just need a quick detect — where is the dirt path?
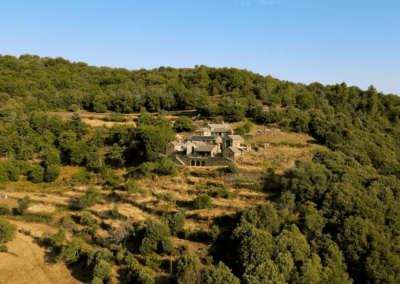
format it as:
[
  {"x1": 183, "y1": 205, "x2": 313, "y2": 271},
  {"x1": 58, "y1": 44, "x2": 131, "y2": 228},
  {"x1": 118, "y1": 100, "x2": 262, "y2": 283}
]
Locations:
[{"x1": 0, "y1": 221, "x2": 83, "y2": 284}]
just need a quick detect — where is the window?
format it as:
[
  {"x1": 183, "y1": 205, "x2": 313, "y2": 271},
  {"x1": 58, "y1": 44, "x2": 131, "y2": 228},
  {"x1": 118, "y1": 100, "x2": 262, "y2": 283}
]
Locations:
[
  {"x1": 201, "y1": 161, "x2": 206, "y2": 166},
  {"x1": 191, "y1": 160, "x2": 195, "y2": 166}
]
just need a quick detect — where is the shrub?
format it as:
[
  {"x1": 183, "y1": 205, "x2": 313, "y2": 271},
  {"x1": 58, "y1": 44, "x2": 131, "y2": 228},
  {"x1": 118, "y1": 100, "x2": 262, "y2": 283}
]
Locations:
[
  {"x1": 29, "y1": 165, "x2": 44, "y2": 183},
  {"x1": 68, "y1": 104, "x2": 80, "y2": 112},
  {"x1": 155, "y1": 156, "x2": 177, "y2": 176},
  {"x1": 175, "y1": 254, "x2": 202, "y2": 284},
  {"x1": 18, "y1": 195, "x2": 31, "y2": 214},
  {"x1": 173, "y1": 116, "x2": 196, "y2": 132},
  {"x1": 125, "y1": 180, "x2": 141, "y2": 195},
  {"x1": 202, "y1": 261, "x2": 240, "y2": 284},
  {"x1": 228, "y1": 163, "x2": 238, "y2": 174},
  {"x1": 137, "y1": 269, "x2": 155, "y2": 284},
  {"x1": 108, "y1": 112, "x2": 126, "y2": 122},
  {"x1": 44, "y1": 164, "x2": 61, "y2": 182},
  {"x1": 0, "y1": 218, "x2": 16, "y2": 243},
  {"x1": 242, "y1": 120, "x2": 254, "y2": 133},
  {"x1": 0, "y1": 244, "x2": 7, "y2": 252},
  {"x1": 61, "y1": 216, "x2": 78, "y2": 232},
  {"x1": 210, "y1": 225, "x2": 220, "y2": 242},
  {"x1": 111, "y1": 205, "x2": 120, "y2": 219},
  {"x1": 0, "y1": 204, "x2": 11, "y2": 215},
  {"x1": 193, "y1": 194, "x2": 212, "y2": 209},
  {"x1": 93, "y1": 259, "x2": 111, "y2": 281},
  {"x1": 51, "y1": 228, "x2": 66, "y2": 246},
  {"x1": 79, "y1": 186, "x2": 103, "y2": 208},
  {"x1": 144, "y1": 254, "x2": 161, "y2": 271},
  {"x1": 138, "y1": 220, "x2": 171, "y2": 256},
  {"x1": 80, "y1": 211, "x2": 97, "y2": 226},
  {"x1": 56, "y1": 237, "x2": 83, "y2": 263},
  {"x1": 169, "y1": 208, "x2": 186, "y2": 236},
  {"x1": 161, "y1": 237, "x2": 174, "y2": 255},
  {"x1": 8, "y1": 167, "x2": 20, "y2": 182},
  {"x1": 234, "y1": 126, "x2": 245, "y2": 136},
  {"x1": 267, "y1": 167, "x2": 276, "y2": 175}
]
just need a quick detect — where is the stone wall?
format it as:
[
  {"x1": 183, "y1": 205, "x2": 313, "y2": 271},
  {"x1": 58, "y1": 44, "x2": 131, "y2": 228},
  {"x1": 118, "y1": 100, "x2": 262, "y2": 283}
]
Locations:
[{"x1": 168, "y1": 154, "x2": 233, "y2": 167}]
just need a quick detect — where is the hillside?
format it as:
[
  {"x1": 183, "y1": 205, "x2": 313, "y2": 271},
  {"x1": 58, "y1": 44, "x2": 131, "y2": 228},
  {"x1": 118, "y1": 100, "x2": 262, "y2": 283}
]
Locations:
[{"x1": 1, "y1": 54, "x2": 400, "y2": 283}]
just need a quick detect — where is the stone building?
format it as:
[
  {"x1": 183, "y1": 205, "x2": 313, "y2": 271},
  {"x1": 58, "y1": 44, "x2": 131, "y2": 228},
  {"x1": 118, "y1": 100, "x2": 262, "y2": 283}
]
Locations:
[{"x1": 166, "y1": 123, "x2": 247, "y2": 166}]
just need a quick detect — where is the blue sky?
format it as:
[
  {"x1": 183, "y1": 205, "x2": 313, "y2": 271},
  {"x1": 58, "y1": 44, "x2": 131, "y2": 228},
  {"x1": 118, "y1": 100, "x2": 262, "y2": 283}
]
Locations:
[{"x1": 1, "y1": 0, "x2": 399, "y2": 95}]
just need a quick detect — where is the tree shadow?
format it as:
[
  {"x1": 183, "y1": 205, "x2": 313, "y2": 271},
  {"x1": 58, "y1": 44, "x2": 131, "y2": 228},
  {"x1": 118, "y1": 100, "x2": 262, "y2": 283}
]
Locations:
[{"x1": 66, "y1": 259, "x2": 94, "y2": 283}]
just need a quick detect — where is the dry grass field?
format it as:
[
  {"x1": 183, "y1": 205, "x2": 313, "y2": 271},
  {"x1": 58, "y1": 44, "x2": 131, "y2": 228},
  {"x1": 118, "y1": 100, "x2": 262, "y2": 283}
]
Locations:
[{"x1": 0, "y1": 113, "x2": 327, "y2": 284}]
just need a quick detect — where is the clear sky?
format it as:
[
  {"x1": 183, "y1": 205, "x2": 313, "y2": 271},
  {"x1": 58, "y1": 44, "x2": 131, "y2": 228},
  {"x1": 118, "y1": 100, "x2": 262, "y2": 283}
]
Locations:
[{"x1": 1, "y1": 0, "x2": 399, "y2": 95}]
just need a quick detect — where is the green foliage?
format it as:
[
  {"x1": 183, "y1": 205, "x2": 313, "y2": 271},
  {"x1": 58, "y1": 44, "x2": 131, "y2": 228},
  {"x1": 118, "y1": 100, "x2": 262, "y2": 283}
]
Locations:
[
  {"x1": 78, "y1": 186, "x2": 103, "y2": 209},
  {"x1": 111, "y1": 205, "x2": 120, "y2": 219},
  {"x1": 56, "y1": 237, "x2": 83, "y2": 263},
  {"x1": 202, "y1": 261, "x2": 240, "y2": 284},
  {"x1": 51, "y1": 228, "x2": 66, "y2": 246},
  {"x1": 137, "y1": 219, "x2": 172, "y2": 256},
  {"x1": 0, "y1": 204, "x2": 11, "y2": 216},
  {"x1": 125, "y1": 180, "x2": 141, "y2": 194},
  {"x1": 154, "y1": 156, "x2": 178, "y2": 175},
  {"x1": 173, "y1": 116, "x2": 196, "y2": 132},
  {"x1": 18, "y1": 195, "x2": 31, "y2": 214},
  {"x1": 80, "y1": 211, "x2": 97, "y2": 226},
  {"x1": 29, "y1": 165, "x2": 44, "y2": 183},
  {"x1": 0, "y1": 218, "x2": 16, "y2": 243},
  {"x1": 193, "y1": 194, "x2": 212, "y2": 209},
  {"x1": 44, "y1": 164, "x2": 60, "y2": 182},
  {"x1": 0, "y1": 243, "x2": 7, "y2": 252},
  {"x1": 92, "y1": 259, "x2": 111, "y2": 281},
  {"x1": 144, "y1": 254, "x2": 161, "y2": 271},
  {"x1": 169, "y1": 208, "x2": 186, "y2": 236},
  {"x1": 176, "y1": 253, "x2": 202, "y2": 284},
  {"x1": 228, "y1": 163, "x2": 238, "y2": 174},
  {"x1": 210, "y1": 225, "x2": 220, "y2": 242}
]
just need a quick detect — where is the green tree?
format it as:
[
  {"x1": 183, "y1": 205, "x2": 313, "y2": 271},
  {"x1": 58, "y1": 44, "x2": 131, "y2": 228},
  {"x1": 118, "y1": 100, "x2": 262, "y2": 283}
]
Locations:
[
  {"x1": 0, "y1": 218, "x2": 16, "y2": 243},
  {"x1": 173, "y1": 116, "x2": 196, "y2": 132},
  {"x1": 18, "y1": 195, "x2": 31, "y2": 214},
  {"x1": 51, "y1": 228, "x2": 66, "y2": 247},
  {"x1": 202, "y1": 261, "x2": 240, "y2": 284},
  {"x1": 79, "y1": 186, "x2": 103, "y2": 209},
  {"x1": 29, "y1": 165, "x2": 44, "y2": 183},
  {"x1": 170, "y1": 208, "x2": 186, "y2": 236},
  {"x1": 193, "y1": 194, "x2": 212, "y2": 209},
  {"x1": 44, "y1": 164, "x2": 60, "y2": 182}
]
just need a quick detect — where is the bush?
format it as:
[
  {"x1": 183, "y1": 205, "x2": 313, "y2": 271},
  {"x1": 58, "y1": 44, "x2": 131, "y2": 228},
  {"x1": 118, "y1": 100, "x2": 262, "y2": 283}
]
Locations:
[
  {"x1": 175, "y1": 254, "x2": 202, "y2": 284},
  {"x1": 228, "y1": 163, "x2": 238, "y2": 174},
  {"x1": 29, "y1": 165, "x2": 44, "y2": 183},
  {"x1": 234, "y1": 126, "x2": 245, "y2": 136},
  {"x1": 125, "y1": 180, "x2": 141, "y2": 195},
  {"x1": 169, "y1": 208, "x2": 186, "y2": 236},
  {"x1": 210, "y1": 225, "x2": 220, "y2": 242},
  {"x1": 80, "y1": 211, "x2": 97, "y2": 226},
  {"x1": 173, "y1": 116, "x2": 196, "y2": 132},
  {"x1": 18, "y1": 195, "x2": 31, "y2": 214},
  {"x1": 79, "y1": 186, "x2": 103, "y2": 209},
  {"x1": 137, "y1": 269, "x2": 155, "y2": 284},
  {"x1": 68, "y1": 104, "x2": 80, "y2": 112},
  {"x1": 111, "y1": 205, "x2": 120, "y2": 219},
  {"x1": 202, "y1": 261, "x2": 240, "y2": 284},
  {"x1": 44, "y1": 164, "x2": 61, "y2": 182},
  {"x1": 56, "y1": 237, "x2": 83, "y2": 263},
  {"x1": 242, "y1": 120, "x2": 254, "y2": 133},
  {"x1": 161, "y1": 237, "x2": 174, "y2": 255},
  {"x1": 107, "y1": 112, "x2": 126, "y2": 122},
  {"x1": 51, "y1": 228, "x2": 66, "y2": 246},
  {"x1": 8, "y1": 167, "x2": 20, "y2": 182},
  {"x1": 0, "y1": 218, "x2": 16, "y2": 243},
  {"x1": 0, "y1": 244, "x2": 7, "y2": 252},
  {"x1": 144, "y1": 254, "x2": 161, "y2": 271},
  {"x1": 93, "y1": 259, "x2": 111, "y2": 281},
  {"x1": 193, "y1": 194, "x2": 212, "y2": 209},
  {"x1": 155, "y1": 156, "x2": 177, "y2": 176},
  {"x1": 0, "y1": 204, "x2": 11, "y2": 215}
]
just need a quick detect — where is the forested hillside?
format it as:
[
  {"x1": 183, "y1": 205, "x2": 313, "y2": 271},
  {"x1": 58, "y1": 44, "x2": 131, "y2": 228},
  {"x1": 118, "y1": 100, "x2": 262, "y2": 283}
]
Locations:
[{"x1": 1, "y1": 54, "x2": 400, "y2": 283}]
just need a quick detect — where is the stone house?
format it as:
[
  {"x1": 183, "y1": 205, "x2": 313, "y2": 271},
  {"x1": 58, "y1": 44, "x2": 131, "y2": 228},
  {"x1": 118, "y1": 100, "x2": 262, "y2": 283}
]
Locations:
[
  {"x1": 223, "y1": 147, "x2": 242, "y2": 158},
  {"x1": 194, "y1": 145, "x2": 218, "y2": 157},
  {"x1": 224, "y1": 135, "x2": 245, "y2": 148},
  {"x1": 166, "y1": 141, "x2": 185, "y2": 156}
]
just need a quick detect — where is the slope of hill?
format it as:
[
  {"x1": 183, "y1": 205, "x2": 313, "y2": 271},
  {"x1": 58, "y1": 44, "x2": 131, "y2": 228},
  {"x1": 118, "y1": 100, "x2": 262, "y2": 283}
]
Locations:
[{"x1": 1, "y1": 54, "x2": 400, "y2": 283}]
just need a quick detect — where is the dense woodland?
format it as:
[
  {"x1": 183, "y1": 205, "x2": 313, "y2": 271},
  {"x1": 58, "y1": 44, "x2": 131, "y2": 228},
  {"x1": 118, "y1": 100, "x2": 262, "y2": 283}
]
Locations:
[{"x1": 1, "y1": 54, "x2": 400, "y2": 283}]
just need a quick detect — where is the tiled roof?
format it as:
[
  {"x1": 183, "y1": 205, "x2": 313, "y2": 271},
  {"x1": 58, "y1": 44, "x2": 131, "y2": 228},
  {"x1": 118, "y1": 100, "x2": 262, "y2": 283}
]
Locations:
[
  {"x1": 195, "y1": 145, "x2": 217, "y2": 152},
  {"x1": 189, "y1": 136, "x2": 219, "y2": 141},
  {"x1": 226, "y1": 135, "x2": 245, "y2": 141},
  {"x1": 211, "y1": 128, "x2": 232, "y2": 133},
  {"x1": 206, "y1": 124, "x2": 232, "y2": 130},
  {"x1": 225, "y1": 147, "x2": 241, "y2": 154}
]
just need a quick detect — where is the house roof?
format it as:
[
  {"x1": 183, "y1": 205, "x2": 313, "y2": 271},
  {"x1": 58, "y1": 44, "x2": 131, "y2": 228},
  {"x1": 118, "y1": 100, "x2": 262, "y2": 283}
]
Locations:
[
  {"x1": 170, "y1": 141, "x2": 184, "y2": 146},
  {"x1": 224, "y1": 147, "x2": 241, "y2": 154},
  {"x1": 189, "y1": 135, "x2": 219, "y2": 141},
  {"x1": 195, "y1": 145, "x2": 217, "y2": 152},
  {"x1": 195, "y1": 128, "x2": 210, "y2": 133},
  {"x1": 211, "y1": 128, "x2": 232, "y2": 133},
  {"x1": 226, "y1": 135, "x2": 245, "y2": 141},
  {"x1": 206, "y1": 124, "x2": 232, "y2": 130}
]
